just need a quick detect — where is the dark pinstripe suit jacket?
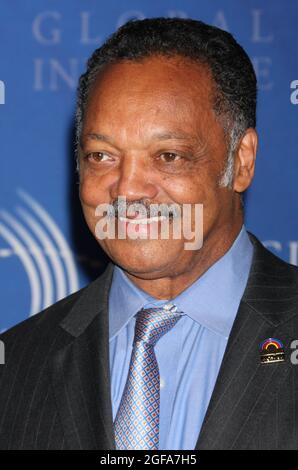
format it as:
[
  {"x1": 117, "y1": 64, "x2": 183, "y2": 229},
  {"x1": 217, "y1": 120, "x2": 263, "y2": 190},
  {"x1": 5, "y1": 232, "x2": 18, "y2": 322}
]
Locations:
[{"x1": 1, "y1": 231, "x2": 298, "y2": 450}]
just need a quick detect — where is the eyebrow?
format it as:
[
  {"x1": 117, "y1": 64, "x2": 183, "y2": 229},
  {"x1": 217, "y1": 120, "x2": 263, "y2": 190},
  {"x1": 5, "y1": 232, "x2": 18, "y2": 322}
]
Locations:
[{"x1": 81, "y1": 130, "x2": 194, "y2": 147}]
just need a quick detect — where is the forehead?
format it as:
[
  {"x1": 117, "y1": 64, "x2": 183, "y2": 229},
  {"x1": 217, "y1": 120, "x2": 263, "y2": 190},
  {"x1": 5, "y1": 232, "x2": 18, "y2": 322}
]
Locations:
[{"x1": 82, "y1": 55, "x2": 217, "y2": 139}]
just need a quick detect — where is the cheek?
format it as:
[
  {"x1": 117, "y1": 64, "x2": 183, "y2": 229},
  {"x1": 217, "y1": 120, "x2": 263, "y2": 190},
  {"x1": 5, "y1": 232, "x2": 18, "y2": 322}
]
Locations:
[
  {"x1": 166, "y1": 173, "x2": 224, "y2": 233},
  {"x1": 164, "y1": 175, "x2": 210, "y2": 205},
  {"x1": 79, "y1": 174, "x2": 108, "y2": 209}
]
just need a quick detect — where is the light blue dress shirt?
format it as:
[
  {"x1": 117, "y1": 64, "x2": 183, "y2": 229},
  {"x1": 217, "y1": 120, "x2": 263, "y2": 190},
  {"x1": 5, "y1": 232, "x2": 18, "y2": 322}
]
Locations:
[{"x1": 108, "y1": 225, "x2": 253, "y2": 450}]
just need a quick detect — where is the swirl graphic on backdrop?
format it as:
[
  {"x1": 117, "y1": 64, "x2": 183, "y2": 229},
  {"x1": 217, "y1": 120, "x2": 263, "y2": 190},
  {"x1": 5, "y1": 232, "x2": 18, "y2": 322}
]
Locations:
[{"x1": 0, "y1": 189, "x2": 79, "y2": 317}]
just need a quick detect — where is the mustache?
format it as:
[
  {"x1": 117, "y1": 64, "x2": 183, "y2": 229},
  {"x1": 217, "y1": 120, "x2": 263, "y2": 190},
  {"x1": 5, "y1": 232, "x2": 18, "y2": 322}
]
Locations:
[{"x1": 106, "y1": 198, "x2": 181, "y2": 219}]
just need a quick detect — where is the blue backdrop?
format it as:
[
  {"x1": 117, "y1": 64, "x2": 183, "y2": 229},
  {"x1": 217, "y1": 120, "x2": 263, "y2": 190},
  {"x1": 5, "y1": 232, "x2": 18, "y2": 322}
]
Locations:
[{"x1": 1, "y1": 0, "x2": 297, "y2": 332}]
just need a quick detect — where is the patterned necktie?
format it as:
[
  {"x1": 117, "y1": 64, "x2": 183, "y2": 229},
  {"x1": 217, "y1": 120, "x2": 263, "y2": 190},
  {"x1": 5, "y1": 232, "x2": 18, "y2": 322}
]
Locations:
[{"x1": 114, "y1": 305, "x2": 182, "y2": 450}]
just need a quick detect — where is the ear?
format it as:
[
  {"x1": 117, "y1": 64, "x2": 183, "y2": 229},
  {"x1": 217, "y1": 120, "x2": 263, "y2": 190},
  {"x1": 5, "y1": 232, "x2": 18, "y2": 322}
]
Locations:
[{"x1": 233, "y1": 128, "x2": 258, "y2": 193}]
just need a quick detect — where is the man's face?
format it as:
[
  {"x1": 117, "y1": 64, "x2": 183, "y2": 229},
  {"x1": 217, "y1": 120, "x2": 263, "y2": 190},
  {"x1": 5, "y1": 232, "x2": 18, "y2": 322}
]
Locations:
[{"x1": 78, "y1": 55, "x2": 241, "y2": 279}]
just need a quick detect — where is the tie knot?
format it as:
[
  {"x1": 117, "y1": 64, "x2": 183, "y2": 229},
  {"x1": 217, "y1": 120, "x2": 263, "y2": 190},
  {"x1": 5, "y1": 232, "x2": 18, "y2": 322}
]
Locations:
[{"x1": 134, "y1": 305, "x2": 182, "y2": 347}]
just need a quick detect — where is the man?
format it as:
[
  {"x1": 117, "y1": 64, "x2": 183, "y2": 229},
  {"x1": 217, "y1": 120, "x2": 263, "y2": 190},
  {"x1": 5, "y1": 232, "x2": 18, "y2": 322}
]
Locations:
[{"x1": 0, "y1": 17, "x2": 297, "y2": 450}]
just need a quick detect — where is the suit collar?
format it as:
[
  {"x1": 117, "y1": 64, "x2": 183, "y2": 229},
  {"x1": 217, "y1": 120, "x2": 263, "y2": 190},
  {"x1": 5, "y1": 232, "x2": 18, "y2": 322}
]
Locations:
[
  {"x1": 60, "y1": 262, "x2": 114, "y2": 338},
  {"x1": 59, "y1": 230, "x2": 298, "y2": 341}
]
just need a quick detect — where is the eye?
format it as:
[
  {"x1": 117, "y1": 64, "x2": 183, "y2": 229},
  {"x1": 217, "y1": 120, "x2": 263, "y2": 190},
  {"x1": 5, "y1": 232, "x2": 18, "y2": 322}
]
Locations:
[
  {"x1": 159, "y1": 152, "x2": 182, "y2": 163},
  {"x1": 84, "y1": 152, "x2": 111, "y2": 163}
]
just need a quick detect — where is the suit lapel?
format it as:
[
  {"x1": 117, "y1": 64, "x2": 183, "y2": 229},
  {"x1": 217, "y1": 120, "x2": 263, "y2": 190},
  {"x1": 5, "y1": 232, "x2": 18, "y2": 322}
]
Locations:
[
  {"x1": 195, "y1": 300, "x2": 292, "y2": 449},
  {"x1": 195, "y1": 232, "x2": 297, "y2": 449},
  {"x1": 48, "y1": 262, "x2": 116, "y2": 450}
]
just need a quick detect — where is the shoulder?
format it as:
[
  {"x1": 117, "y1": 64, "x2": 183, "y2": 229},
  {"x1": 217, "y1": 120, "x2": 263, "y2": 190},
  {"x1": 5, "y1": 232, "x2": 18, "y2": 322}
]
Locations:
[
  {"x1": 0, "y1": 262, "x2": 114, "y2": 373},
  {"x1": 244, "y1": 232, "x2": 298, "y2": 323},
  {"x1": 0, "y1": 287, "x2": 87, "y2": 362},
  {"x1": 0, "y1": 285, "x2": 85, "y2": 344},
  {"x1": 248, "y1": 231, "x2": 298, "y2": 279}
]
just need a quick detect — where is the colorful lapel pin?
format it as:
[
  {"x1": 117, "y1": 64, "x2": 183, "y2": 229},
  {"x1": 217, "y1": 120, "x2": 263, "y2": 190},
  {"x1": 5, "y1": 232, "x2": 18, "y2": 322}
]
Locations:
[{"x1": 259, "y1": 338, "x2": 285, "y2": 364}]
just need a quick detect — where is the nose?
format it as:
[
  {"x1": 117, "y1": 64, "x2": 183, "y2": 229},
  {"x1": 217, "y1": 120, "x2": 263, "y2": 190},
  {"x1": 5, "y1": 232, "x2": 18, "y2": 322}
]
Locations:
[{"x1": 110, "y1": 153, "x2": 158, "y2": 202}]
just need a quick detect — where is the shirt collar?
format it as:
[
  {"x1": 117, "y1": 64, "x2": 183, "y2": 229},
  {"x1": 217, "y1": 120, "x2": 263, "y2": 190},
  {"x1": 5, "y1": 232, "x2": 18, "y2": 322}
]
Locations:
[{"x1": 108, "y1": 224, "x2": 253, "y2": 340}]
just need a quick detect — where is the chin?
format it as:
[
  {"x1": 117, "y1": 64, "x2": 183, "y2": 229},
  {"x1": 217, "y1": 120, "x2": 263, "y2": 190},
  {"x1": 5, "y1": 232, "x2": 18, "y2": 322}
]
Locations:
[{"x1": 101, "y1": 239, "x2": 182, "y2": 276}]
